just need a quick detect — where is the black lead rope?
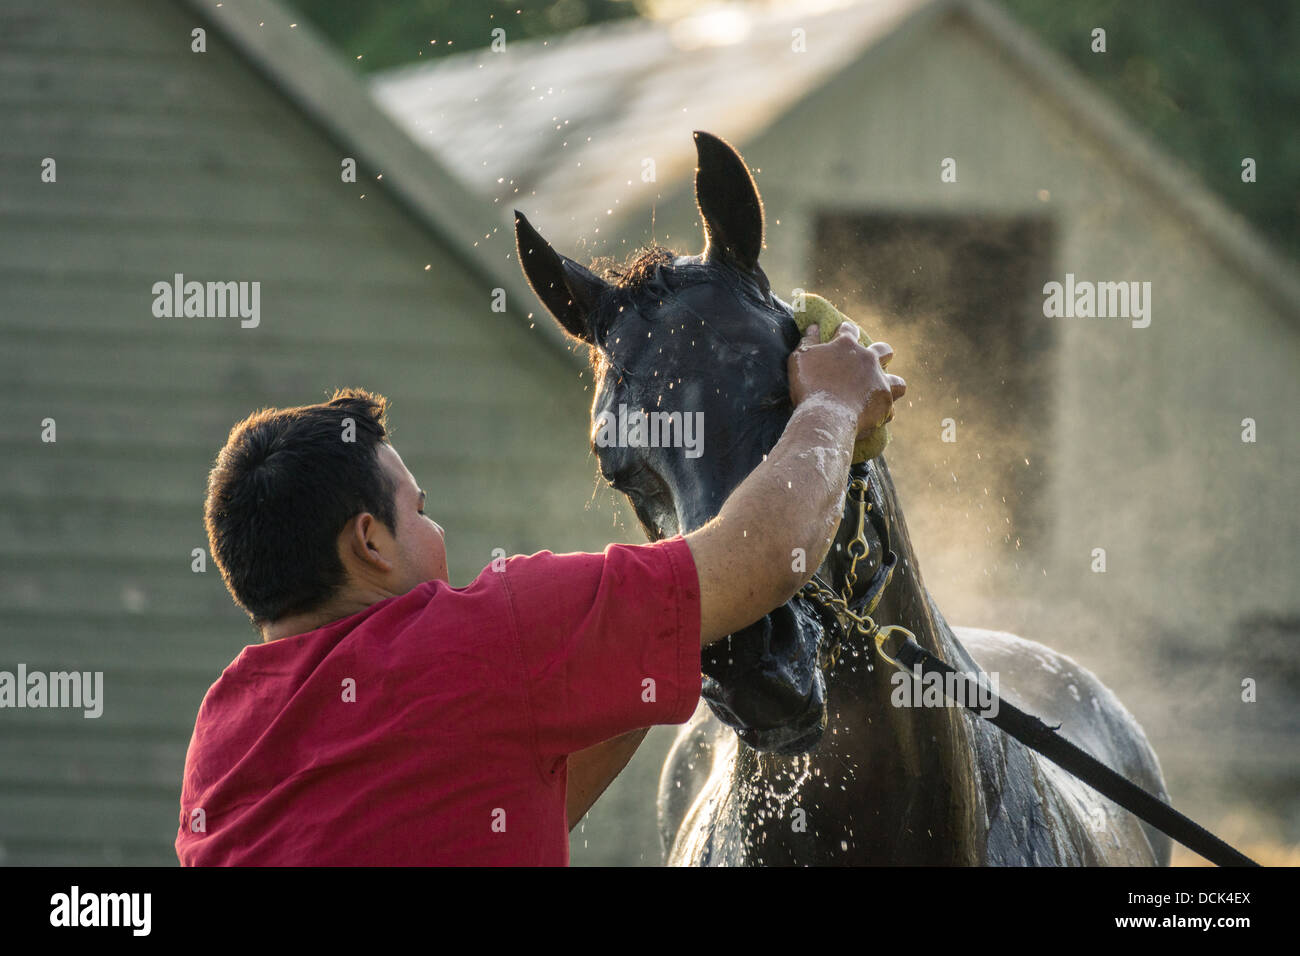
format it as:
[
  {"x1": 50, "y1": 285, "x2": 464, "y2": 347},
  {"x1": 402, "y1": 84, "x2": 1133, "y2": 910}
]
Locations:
[{"x1": 875, "y1": 629, "x2": 1259, "y2": 867}]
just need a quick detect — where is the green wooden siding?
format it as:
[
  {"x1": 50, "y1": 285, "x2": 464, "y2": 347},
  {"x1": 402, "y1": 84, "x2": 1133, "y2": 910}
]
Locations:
[{"x1": 0, "y1": 0, "x2": 658, "y2": 865}]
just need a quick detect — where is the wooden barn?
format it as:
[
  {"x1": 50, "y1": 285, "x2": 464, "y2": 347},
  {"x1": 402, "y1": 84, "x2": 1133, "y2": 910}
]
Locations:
[
  {"x1": 375, "y1": 0, "x2": 1299, "y2": 846},
  {"x1": 0, "y1": 0, "x2": 636, "y2": 865}
]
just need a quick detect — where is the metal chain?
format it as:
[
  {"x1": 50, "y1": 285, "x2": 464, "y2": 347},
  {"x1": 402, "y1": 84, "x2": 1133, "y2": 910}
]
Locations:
[
  {"x1": 801, "y1": 476, "x2": 873, "y2": 670},
  {"x1": 800, "y1": 473, "x2": 916, "y2": 670}
]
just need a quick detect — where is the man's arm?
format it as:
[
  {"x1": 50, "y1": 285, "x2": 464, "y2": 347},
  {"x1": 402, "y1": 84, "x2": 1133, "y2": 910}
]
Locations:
[{"x1": 566, "y1": 728, "x2": 649, "y2": 831}]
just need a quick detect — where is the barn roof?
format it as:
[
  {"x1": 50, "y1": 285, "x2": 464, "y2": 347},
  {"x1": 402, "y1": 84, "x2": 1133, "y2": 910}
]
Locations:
[
  {"x1": 180, "y1": 0, "x2": 580, "y2": 359},
  {"x1": 369, "y1": 0, "x2": 1300, "y2": 317},
  {"x1": 370, "y1": 0, "x2": 930, "y2": 247}
]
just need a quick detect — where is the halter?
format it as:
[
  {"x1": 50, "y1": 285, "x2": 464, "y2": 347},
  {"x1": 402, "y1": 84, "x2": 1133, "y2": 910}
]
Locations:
[{"x1": 799, "y1": 467, "x2": 913, "y2": 672}]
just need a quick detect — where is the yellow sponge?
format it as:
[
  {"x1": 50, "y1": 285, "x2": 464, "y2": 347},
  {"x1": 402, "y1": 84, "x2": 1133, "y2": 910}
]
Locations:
[{"x1": 792, "y1": 294, "x2": 890, "y2": 463}]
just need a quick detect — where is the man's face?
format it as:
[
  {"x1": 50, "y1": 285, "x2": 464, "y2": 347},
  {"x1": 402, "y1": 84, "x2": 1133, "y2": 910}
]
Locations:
[{"x1": 376, "y1": 442, "x2": 449, "y2": 589}]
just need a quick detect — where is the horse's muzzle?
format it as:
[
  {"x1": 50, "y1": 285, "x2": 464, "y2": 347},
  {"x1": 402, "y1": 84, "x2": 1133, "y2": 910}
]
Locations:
[{"x1": 701, "y1": 596, "x2": 828, "y2": 754}]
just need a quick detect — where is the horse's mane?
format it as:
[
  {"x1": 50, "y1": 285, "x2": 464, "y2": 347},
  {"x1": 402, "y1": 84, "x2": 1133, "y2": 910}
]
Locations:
[
  {"x1": 580, "y1": 245, "x2": 683, "y2": 372},
  {"x1": 581, "y1": 243, "x2": 782, "y2": 381},
  {"x1": 594, "y1": 244, "x2": 677, "y2": 293}
]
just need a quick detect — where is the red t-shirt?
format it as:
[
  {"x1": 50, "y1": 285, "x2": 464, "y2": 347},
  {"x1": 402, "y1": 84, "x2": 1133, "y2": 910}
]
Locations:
[{"x1": 175, "y1": 535, "x2": 701, "y2": 866}]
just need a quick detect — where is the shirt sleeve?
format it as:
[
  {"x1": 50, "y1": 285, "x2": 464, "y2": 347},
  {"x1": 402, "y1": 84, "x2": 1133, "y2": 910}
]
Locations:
[{"x1": 500, "y1": 534, "x2": 702, "y2": 759}]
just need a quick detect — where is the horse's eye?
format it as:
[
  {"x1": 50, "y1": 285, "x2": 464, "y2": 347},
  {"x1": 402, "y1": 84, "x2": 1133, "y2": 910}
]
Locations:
[{"x1": 603, "y1": 460, "x2": 645, "y2": 490}]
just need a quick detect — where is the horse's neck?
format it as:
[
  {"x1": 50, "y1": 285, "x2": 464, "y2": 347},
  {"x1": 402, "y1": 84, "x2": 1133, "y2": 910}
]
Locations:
[
  {"x1": 821, "y1": 517, "x2": 976, "y2": 762},
  {"x1": 849, "y1": 456, "x2": 968, "y2": 665},
  {"x1": 736, "y1": 464, "x2": 989, "y2": 863}
]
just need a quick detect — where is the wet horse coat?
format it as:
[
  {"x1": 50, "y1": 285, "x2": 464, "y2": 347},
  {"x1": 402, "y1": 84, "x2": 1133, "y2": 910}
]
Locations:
[
  {"x1": 658, "y1": 457, "x2": 1171, "y2": 865},
  {"x1": 515, "y1": 131, "x2": 1170, "y2": 865}
]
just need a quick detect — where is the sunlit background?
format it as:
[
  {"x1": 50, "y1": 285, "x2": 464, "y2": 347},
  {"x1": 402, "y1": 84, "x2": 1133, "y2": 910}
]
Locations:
[{"x1": 2, "y1": 0, "x2": 1295, "y2": 866}]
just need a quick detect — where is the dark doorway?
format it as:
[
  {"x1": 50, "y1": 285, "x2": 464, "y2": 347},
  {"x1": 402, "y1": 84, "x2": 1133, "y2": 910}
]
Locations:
[{"x1": 812, "y1": 212, "x2": 1055, "y2": 594}]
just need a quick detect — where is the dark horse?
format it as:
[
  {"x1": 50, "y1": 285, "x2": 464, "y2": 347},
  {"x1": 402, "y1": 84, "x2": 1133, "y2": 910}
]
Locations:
[{"x1": 515, "y1": 131, "x2": 1170, "y2": 865}]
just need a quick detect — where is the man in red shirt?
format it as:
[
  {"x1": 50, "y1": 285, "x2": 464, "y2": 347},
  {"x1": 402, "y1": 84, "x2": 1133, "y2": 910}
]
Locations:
[{"x1": 177, "y1": 320, "x2": 903, "y2": 865}]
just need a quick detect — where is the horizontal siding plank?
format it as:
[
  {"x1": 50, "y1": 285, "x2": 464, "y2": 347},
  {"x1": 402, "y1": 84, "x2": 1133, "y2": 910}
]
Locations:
[
  {"x1": 0, "y1": 221, "x2": 439, "y2": 284},
  {"x1": 0, "y1": 162, "x2": 366, "y2": 228},
  {"x1": 0, "y1": 329, "x2": 550, "y2": 375},
  {"x1": 0, "y1": 351, "x2": 560, "y2": 402},
  {"x1": 0, "y1": 607, "x2": 258, "y2": 672},
  {"x1": 0, "y1": 105, "x2": 340, "y2": 169},
  {"x1": 0, "y1": 421, "x2": 588, "y2": 467},
  {"x1": 0, "y1": 670, "x2": 208, "y2": 733},
  {"x1": 0, "y1": 263, "x2": 478, "y2": 297},
  {"x1": 0, "y1": 0, "x2": 202, "y2": 57},
  {"x1": 0, "y1": 839, "x2": 178, "y2": 867},
  {"x1": 0, "y1": 737, "x2": 187, "y2": 791},
  {"x1": 2, "y1": 384, "x2": 577, "y2": 441},
  {"x1": 0, "y1": 405, "x2": 588, "y2": 456},
  {"x1": 0, "y1": 569, "x2": 237, "y2": 620},
  {"x1": 1, "y1": 632, "x2": 247, "y2": 676},
  {"x1": 0, "y1": 791, "x2": 180, "y2": 845},
  {"x1": 0, "y1": 379, "x2": 531, "y2": 416},
  {"x1": 0, "y1": 276, "x2": 535, "y2": 344},
  {"x1": 0, "y1": 52, "x2": 288, "y2": 115}
]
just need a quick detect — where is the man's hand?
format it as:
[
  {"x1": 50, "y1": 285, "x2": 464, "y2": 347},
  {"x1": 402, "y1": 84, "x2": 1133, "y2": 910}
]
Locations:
[{"x1": 789, "y1": 321, "x2": 904, "y2": 436}]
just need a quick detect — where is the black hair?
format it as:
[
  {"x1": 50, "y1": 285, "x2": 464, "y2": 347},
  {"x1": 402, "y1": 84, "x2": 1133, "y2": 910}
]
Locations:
[{"x1": 204, "y1": 388, "x2": 397, "y2": 625}]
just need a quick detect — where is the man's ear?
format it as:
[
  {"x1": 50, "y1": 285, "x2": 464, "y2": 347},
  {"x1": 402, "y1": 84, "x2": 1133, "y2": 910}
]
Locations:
[{"x1": 343, "y1": 513, "x2": 394, "y2": 574}]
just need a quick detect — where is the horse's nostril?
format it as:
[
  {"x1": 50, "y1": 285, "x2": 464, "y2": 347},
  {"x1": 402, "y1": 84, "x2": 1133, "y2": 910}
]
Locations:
[
  {"x1": 701, "y1": 602, "x2": 826, "y2": 734},
  {"x1": 705, "y1": 675, "x2": 809, "y2": 731},
  {"x1": 766, "y1": 604, "x2": 804, "y2": 655}
]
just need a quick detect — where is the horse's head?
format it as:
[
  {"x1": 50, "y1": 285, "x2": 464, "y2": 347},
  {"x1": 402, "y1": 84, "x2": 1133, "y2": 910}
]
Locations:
[{"x1": 515, "y1": 132, "x2": 889, "y2": 754}]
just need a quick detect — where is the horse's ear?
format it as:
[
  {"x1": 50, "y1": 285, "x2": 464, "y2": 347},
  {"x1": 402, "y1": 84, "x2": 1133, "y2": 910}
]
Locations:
[
  {"x1": 514, "y1": 210, "x2": 610, "y2": 344},
  {"x1": 693, "y1": 131, "x2": 764, "y2": 273}
]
